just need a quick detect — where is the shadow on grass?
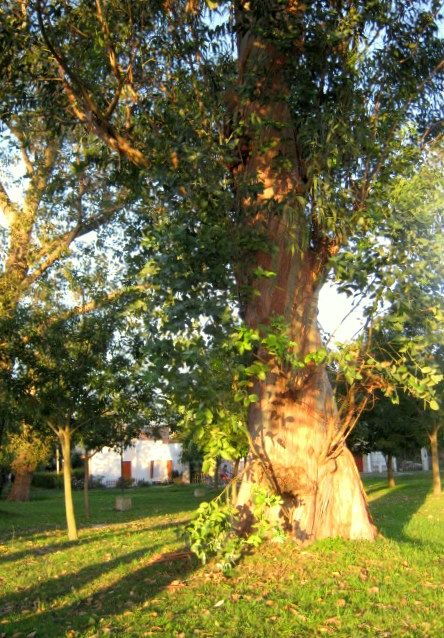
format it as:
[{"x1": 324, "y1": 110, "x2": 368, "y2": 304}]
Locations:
[
  {"x1": 2, "y1": 545, "x2": 198, "y2": 637},
  {"x1": 0, "y1": 517, "x2": 192, "y2": 566},
  {"x1": 0, "y1": 485, "x2": 216, "y2": 542},
  {"x1": 0, "y1": 508, "x2": 22, "y2": 519},
  {"x1": 0, "y1": 538, "x2": 90, "y2": 566},
  {"x1": 367, "y1": 475, "x2": 439, "y2": 548}
]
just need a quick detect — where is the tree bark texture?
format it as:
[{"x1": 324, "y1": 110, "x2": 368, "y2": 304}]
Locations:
[
  {"x1": 429, "y1": 425, "x2": 442, "y2": 496},
  {"x1": 8, "y1": 471, "x2": 32, "y2": 502},
  {"x1": 233, "y1": 25, "x2": 376, "y2": 541},
  {"x1": 60, "y1": 427, "x2": 78, "y2": 540},
  {"x1": 386, "y1": 454, "x2": 396, "y2": 488}
]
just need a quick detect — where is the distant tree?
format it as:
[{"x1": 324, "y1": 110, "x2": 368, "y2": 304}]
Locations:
[
  {"x1": 0, "y1": 4, "x2": 146, "y2": 453},
  {"x1": 2, "y1": 424, "x2": 53, "y2": 501},
  {"x1": 78, "y1": 357, "x2": 151, "y2": 518},
  {"x1": 11, "y1": 305, "x2": 148, "y2": 539},
  {"x1": 352, "y1": 393, "x2": 424, "y2": 487}
]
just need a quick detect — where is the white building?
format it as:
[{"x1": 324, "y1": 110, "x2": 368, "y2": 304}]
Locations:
[
  {"x1": 361, "y1": 448, "x2": 429, "y2": 473},
  {"x1": 362, "y1": 451, "x2": 396, "y2": 473},
  {"x1": 90, "y1": 435, "x2": 187, "y2": 485}
]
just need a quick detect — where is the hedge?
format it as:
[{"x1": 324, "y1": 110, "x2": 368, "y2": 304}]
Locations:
[{"x1": 32, "y1": 468, "x2": 84, "y2": 489}]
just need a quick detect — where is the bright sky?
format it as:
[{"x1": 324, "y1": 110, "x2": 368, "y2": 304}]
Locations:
[{"x1": 318, "y1": 282, "x2": 365, "y2": 344}]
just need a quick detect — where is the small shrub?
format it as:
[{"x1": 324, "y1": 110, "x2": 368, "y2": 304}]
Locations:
[
  {"x1": 116, "y1": 477, "x2": 136, "y2": 489},
  {"x1": 89, "y1": 475, "x2": 105, "y2": 489},
  {"x1": 32, "y1": 472, "x2": 63, "y2": 489}
]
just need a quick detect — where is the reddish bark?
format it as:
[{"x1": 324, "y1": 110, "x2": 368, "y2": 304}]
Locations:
[{"x1": 233, "y1": 22, "x2": 376, "y2": 542}]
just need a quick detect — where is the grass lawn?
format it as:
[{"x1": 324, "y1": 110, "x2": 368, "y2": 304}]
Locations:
[{"x1": 0, "y1": 474, "x2": 443, "y2": 638}]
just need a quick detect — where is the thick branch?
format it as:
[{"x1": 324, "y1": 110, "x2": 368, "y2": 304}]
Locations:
[
  {"x1": 23, "y1": 140, "x2": 58, "y2": 217},
  {"x1": 37, "y1": 1, "x2": 149, "y2": 168},
  {"x1": 22, "y1": 195, "x2": 128, "y2": 289},
  {"x1": 0, "y1": 181, "x2": 20, "y2": 228},
  {"x1": 7, "y1": 123, "x2": 34, "y2": 176}
]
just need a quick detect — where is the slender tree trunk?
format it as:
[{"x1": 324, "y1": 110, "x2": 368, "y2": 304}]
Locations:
[
  {"x1": 8, "y1": 471, "x2": 32, "y2": 501},
  {"x1": 59, "y1": 427, "x2": 78, "y2": 540},
  {"x1": 233, "y1": 19, "x2": 376, "y2": 542},
  {"x1": 83, "y1": 451, "x2": 90, "y2": 518},
  {"x1": 386, "y1": 454, "x2": 396, "y2": 488},
  {"x1": 429, "y1": 425, "x2": 441, "y2": 496}
]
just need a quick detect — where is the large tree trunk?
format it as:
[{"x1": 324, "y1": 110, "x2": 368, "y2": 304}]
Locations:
[
  {"x1": 8, "y1": 471, "x2": 32, "y2": 502},
  {"x1": 59, "y1": 427, "x2": 78, "y2": 540},
  {"x1": 233, "y1": 20, "x2": 376, "y2": 542},
  {"x1": 236, "y1": 293, "x2": 376, "y2": 541},
  {"x1": 386, "y1": 453, "x2": 396, "y2": 488},
  {"x1": 429, "y1": 424, "x2": 441, "y2": 496}
]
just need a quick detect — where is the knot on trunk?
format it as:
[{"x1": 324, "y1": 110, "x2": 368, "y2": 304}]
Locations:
[{"x1": 271, "y1": 463, "x2": 316, "y2": 497}]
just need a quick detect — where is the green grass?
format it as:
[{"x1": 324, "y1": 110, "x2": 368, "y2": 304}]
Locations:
[{"x1": 0, "y1": 475, "x2": 443, "y2": 638}]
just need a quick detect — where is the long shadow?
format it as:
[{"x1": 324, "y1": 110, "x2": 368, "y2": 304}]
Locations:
[
  {"x1": 2, "y1": 545, "x2": 198, "y2": 637},
  {"x1": 0, "y1": 545, "x2": 162, "y2": 607},
  {"x1": 0, "y1": 516, "x2": 192, "y2": 566},
  {"x1": 0, "y1": 538, "x2": 92, "y2": 566},
  {"x1": 366, "y1": 475, "x2": 440, "y2": 549},
  {"x1": 0, "y1": 485, "x2": 214, "y2": 542}
]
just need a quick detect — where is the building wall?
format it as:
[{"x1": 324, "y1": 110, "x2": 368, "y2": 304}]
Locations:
[
  {"x1": 362, "y1": 449, "x2": 429, "y2": 473},
  {"x1": 90, "y1": 440, "x2": 185, "y2": 484}
]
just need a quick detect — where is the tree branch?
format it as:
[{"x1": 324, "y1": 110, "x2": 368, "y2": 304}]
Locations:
[
  {"x1": 7, "y1": 122, "x2": 34, "y2": 176},
  {"x1": 22, "y1": 193, "x2": 129, "y2": 289},
  {"x1": 95, "y1": 0, "x2": 127, "y2": 119},
  {"x1": 37, "y1": 0, "x2": 149, "y2": 168},
  {"x1": 0, "y1": 181, "x2": 20, "y2": 228},
  {"x1": 50, "y1": 283, "x2": 151, "y2": 324}
]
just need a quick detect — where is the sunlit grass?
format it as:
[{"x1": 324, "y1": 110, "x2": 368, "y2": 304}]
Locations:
[{"x1": 0, "y1": 475, "x2": 442, "y2": 637}]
